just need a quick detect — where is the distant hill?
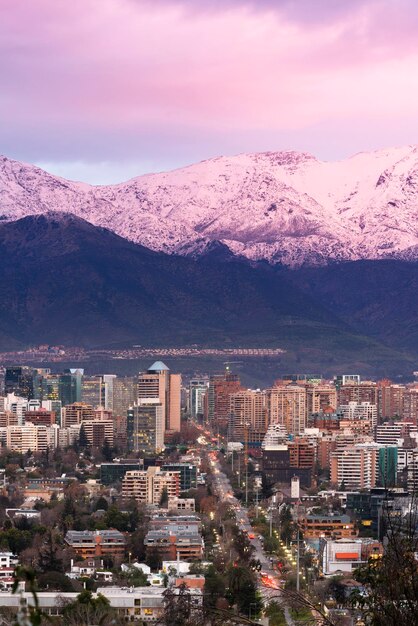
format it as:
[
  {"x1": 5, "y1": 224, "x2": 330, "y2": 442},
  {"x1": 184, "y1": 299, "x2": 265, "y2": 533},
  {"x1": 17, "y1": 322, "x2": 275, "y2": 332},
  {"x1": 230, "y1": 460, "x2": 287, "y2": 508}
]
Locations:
[
  {"x1": 285, "y1": 260, "x2": 418, "y2": 354},
  {"x1": 0, "y1": 212, "x2": 408, "y2": 376}
]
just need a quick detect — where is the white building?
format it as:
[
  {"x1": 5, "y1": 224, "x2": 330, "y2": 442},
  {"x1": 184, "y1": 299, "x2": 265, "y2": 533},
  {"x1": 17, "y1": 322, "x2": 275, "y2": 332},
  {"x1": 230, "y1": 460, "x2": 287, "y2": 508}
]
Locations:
[
  {"x1": 321, "y1": 538, "x2": 363, "y2": 576},
  {"x1": 338, "y1": 402, "x2": 377, "y2": 428}
]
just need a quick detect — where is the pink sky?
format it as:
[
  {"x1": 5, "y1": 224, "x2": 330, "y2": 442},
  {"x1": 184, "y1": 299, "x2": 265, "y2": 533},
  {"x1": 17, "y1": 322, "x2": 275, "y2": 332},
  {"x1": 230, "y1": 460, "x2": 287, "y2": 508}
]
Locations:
[{"x1": 1, "y1": 0, "x2": 418, "y2": 183}]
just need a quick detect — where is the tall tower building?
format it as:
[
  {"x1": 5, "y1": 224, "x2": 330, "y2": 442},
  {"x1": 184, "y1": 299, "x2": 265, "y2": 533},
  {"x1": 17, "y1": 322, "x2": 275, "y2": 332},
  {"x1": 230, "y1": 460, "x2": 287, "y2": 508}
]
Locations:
[
  {"x1": 113, "y1": 377, "x2": 136, "y2": 417},
  {"x1": 267, "y1": 384, "x2": 307, "y2": 436},
  {"x1": 208, "y1": 371, "x2": 241, "y2": 430},
  {"x1": 137, "y1": 362, "x2": 181, "y2": 434},
  {"x1": 5, "y1": 367, "x2": 35, "y2": 399},
  {"x1": 127, "y1": 399, "x2": 164, "y2": 454},
  {"x1": 189, "y1": 379, "x2": 209, "y2": 421},
  {"x1": 229, "y1": 389, "x2": 267, "y2": 441},
  {"x1": 81, "y1": 376, "x2": 104, "y2": 408}
]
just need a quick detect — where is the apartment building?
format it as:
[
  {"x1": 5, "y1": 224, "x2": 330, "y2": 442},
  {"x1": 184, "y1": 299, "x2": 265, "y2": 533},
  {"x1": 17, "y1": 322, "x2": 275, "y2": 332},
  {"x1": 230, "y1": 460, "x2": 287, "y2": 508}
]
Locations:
[
  {"x1": 64, "y1": 530, "x2": 125, "y2": 559},
  {"x1": 267, "y1": 384, "x2": 307, "y2": 435},
  {"x1": 122, "y1": 467, "x2": 180, "y2": 505}
]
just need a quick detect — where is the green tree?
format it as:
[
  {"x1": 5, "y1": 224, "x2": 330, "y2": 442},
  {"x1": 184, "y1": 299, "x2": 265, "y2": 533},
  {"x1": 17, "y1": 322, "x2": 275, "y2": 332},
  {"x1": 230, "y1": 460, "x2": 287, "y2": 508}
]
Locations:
[
  {"x1": 61, "y1": 590, "x2": 122, "y2": 626},
  {"x1": 203, "y1": 565, "x2": 225, "y2": 612},
  {"x1": 101, "y1": 438, "x2": 113, "y2": 462},
  {"x1": 95, "y1": 496, "x2": 109, "y2": 511},
  {"x1": 78, "y1": 425, "x2": 89, "y2": 450}
]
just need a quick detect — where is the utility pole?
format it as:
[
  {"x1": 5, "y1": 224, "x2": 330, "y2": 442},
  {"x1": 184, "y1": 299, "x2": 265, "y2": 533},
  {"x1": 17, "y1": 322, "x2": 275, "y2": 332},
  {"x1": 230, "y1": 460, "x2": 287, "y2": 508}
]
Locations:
[
  {"x1": 269, "y1": 507, "x2": 273, "y2": 537},
  {"x1": 238, "y1": 453, "x2": 241, "y2": 486},
  {"x1": 245, "y1": 462, "x2": 249, "y2": 506},
  {"x1": 296, "y1": 528, "x2": 300, "y2": 592},
  {"x1": 255, "y1": 484, "x2": 259, "y2": 519}
]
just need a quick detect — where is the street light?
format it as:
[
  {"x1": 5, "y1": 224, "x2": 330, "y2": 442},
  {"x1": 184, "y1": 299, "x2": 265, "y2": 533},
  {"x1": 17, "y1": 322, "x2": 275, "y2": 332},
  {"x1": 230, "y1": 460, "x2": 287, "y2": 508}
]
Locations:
[{"x1": 249, "y1": 602, "x2": 257, "y2": 621}]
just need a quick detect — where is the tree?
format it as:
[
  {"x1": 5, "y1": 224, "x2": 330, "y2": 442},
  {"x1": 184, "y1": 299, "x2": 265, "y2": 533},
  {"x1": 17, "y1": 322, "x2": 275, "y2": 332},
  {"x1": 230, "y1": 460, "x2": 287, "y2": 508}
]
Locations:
[
  {"x1": 101, "y1": 438, "x2": 113, "y2": 462},
  {"x1": 38, "y1": 530, "x2": 64, "y2": 573},
  {"x1": 352, "y1": 508, "x2": 418, "y2": 625},
  {"x1": 146, "y1": 546, "x2": 162, "y2": 571},
  {"x1": 61, "y1": 590, "x2": 123, "y2": 626},
  {"x1": 95, "y1": 496, "x2": 109, "y2": 511},
  {"x1": 159, "y1": 486, "x2": 168, "y2": 508},
  {"x1": 78, "y1": 425, "x2": 89, "y2": 450},
  {"x1": 159, "y1": 582, "x2": 201, "y2": 626},
  {"x1": 227, "y1": 565, "x2": 262, "y2": 618},
  {"x1": 204, "y1": 565, "x2": 225, "y2": 612}
]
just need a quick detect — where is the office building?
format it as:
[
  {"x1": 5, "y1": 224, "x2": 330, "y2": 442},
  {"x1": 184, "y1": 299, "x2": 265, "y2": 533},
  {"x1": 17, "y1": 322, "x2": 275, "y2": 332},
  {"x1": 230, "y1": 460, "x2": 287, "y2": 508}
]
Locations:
[
  {"x1": 81, "y1": 376, "x2": 103, "y2": 408},
  {"x1": 298, "y1": 514, "x2": 357, "y2": 541},
  {"x1": 138, "y1": 362, "x2": 181, "y2": 434},
  {"x1": 189, "y1": 379, "x2": 208, "y2": 420},
  {"x1": 161, "y1": 463, "x2": 197, "y2": 491},
  {"x1": 127, "y1": 400, "x2": 164, "y2": 454},
  {"x1": 58, "y1": 372, "x2": 81, "y2": 407},
  {"x1": 100, "y1": 461, "x2": 143, "y2": 485},
  {"x1": 113, "y1": 377, "x2": 136, "y2": 417},
  {"x1": 4, "y1": 367, "x2": 34, "y2": 399}
]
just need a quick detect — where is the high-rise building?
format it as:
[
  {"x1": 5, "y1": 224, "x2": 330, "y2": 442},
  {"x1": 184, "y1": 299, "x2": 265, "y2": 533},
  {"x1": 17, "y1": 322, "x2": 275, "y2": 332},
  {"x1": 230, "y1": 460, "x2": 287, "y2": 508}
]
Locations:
[
  {"x1": 5, "y1": 367, "x2": 35, "y2": 399},
  {"x1": 127, "y1": 400, "x2": 164, "y2": 454},
  {"x1": 228, "y1": 389, "x2": 267, "y2": 441},
  {"x1": 24, "y1": 409, "x2": 56, "y2": 426},
  {"x1": 208, "y1": 371, "x2": 241, "y2": 429},
  {"x1": 137, "y1": 362, "x2": 181, "y2": 434},
  {"x1": 81, "y1": 376, "x2": 104, "y2": 408},
  {"x1": 59, "y1": 372, "x2": 81, "y2": 407},
  {"x1": 5, "y1": 424, "x2": 57, "y2": 453},
  {"x1": 267, "y1": 384, "x2": 307, "y2": 435},
  {"x1": 338, "y1": 381, "x2": 377, "y2": 406},
  {"x1": 306, "y1": 384, "x2": 337, "y2": 415},
  {"x1": 378, "y1": 446, "x2": 398, "y2": 487},
  {"x1": 112, "y1": 377, "x2": 136, "y2": 418},
  {"x1": 102, "y1": 375, "x2": 117, "y2": 411},
  {"x1": 189, "y1": 379, "x2": 209, "y2": 421},
  {"x1": 403, "y1": 388, "x2": 418, "y2": 424},
  {"x1": 377, "y1": 380, "x2": 405, "y2": 421},
  {"x1": 288, "y1": 437, "x2": 316, "y2": 468},
  {"x1": 61, "y1": 402, "x2": 95, "y2": 428},
  {"x1": 331, "y1": 443, "x2": 380, "y2": 490},
  {"x1": 81, "y1": 420, "x2": 114, "y2": 448},
  {"x1": 338, "y1": 402, "x2": 377, "y2": 429}
]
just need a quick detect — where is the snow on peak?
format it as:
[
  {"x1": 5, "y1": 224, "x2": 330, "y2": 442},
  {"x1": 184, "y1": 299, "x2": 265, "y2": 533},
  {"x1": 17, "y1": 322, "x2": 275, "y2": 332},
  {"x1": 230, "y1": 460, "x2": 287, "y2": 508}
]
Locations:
[{"x1": 1, "y1": 146, "x2": 418, "y2": 266}]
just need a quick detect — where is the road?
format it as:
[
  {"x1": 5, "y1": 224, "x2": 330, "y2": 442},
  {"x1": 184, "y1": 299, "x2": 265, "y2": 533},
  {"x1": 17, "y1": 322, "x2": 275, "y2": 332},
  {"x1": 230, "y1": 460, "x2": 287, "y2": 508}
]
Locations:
[{"x1": 209, "y1": 453, "x2": 292, "y2": 616}]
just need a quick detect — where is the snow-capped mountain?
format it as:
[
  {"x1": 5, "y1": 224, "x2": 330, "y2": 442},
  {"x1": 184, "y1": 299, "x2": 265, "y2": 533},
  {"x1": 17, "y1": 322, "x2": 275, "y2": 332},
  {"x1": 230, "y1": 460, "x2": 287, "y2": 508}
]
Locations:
[{"x1": 2, "y1": 145, "x2": 418, "y2": 266}]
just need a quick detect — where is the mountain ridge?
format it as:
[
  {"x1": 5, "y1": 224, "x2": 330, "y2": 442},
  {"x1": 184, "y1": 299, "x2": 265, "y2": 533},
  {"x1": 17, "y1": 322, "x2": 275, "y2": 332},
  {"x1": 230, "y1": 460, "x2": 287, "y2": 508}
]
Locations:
[{"x1": 3, "y1": 146, "x2": 418, "y2": 266}]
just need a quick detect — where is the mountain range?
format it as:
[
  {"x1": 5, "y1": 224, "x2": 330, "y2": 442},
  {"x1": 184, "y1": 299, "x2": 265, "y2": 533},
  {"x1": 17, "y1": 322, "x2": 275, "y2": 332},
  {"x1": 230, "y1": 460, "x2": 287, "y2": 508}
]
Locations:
[
  {"x1": 2, "y1": 146, "x2": 418, "y2": 266},
  {"x1": 1, "y1": 149, "x2": 418, "y2": 375}
]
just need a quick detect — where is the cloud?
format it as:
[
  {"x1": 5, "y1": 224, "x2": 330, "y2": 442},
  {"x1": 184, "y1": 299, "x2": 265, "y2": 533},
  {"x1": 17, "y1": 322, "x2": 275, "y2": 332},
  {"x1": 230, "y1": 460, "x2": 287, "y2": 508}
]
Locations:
[{"x1": 1, "y1": 0, "x2": 418, "y2": 182}]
